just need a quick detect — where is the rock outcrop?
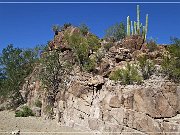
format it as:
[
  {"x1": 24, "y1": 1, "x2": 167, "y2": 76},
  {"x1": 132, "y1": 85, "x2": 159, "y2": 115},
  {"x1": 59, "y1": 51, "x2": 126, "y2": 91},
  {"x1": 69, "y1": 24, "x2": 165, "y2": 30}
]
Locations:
[
  {"x1": 51, "y1": 75, "x2": 180, "y2": 134},
  {"x1": 19, "y1": 27, "x2": 180, "y2": 134}
]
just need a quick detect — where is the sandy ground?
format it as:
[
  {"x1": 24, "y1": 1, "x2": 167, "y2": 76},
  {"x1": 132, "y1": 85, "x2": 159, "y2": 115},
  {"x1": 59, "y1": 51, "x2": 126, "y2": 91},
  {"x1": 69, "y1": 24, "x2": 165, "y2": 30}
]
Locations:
[{"x1": 0, "y1": 110, "x2": 92, "y2": 135}]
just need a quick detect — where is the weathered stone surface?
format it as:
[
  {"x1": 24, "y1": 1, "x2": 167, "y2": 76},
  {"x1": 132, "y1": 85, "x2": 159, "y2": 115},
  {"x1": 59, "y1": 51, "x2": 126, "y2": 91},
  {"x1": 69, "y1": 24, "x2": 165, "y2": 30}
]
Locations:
[
  {"x1": 133, "y1": 82, "x2": 178, "y2": 118},
  {"x1": 68, "y1": 81, "x2": 90, "y2": 97},
  {"x1": 122, "y1": 35, "x2": 144, "y2": 51},
  {"x1": 88, "y1": 118, "x2": 101, "y2": 130},
  {"x1": 109, "y1": 96, "x2": 121, "y2": 108}
]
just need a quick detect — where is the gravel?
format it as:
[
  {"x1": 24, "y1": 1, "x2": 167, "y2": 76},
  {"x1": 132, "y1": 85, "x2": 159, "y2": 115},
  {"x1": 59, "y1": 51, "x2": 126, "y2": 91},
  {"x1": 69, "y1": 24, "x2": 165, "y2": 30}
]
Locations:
[{"x1": 0, "y1": 110, "x2": 92, "y2": 135}]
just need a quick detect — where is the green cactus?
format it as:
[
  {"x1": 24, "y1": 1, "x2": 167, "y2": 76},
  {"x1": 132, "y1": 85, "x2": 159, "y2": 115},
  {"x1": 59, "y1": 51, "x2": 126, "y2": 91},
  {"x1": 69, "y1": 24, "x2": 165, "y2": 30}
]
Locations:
[
  {"x1": 126, "y1": 5, "x2": 148, "y2": 40},
  {"x1": 142, "y1": 26, "x2": 146, "y2": 39},
  {"x1": 127, "y1": 16, "x2": 131, "y2": 36},
  {"x1": 137, "y1": 5, "x2": 140, "y2": 35},
  {"x1": 145, "y1": 14, "x2": 148, "y2": 40},
  {"x1": 134, "y1": 21, "x2": 137, "y2": 35},
  {"x1": 131, "y1": 21, "x2": 134, "y2": 35}
]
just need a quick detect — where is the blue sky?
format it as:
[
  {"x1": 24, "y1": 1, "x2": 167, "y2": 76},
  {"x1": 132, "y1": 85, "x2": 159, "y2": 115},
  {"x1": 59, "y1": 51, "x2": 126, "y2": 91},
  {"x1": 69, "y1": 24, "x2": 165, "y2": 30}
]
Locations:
[{"x1": 0, "y1": 1, "x2": 180, "y2": 51}]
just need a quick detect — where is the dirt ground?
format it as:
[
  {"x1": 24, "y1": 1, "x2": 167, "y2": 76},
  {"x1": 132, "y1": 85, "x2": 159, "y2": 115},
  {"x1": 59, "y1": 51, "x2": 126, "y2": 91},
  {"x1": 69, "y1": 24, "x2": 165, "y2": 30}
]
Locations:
[{"x1": 0, "y1": 110, "x2": 93, "y2": 135}]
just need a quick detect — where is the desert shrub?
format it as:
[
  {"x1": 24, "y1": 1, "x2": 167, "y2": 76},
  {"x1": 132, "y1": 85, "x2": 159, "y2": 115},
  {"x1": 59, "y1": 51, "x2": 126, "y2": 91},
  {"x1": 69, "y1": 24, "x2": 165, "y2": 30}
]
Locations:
[
  {"x1": 147, "y1": 39, "x2": 157, "y2": 52},
  {"x1": 87, "y1": 35, "x2": 100, "y2": 52},
  {"x1": 110, "y1": 63, "x2": 142, "y2": 85},
  {"x1": 105, "y1": 22, "x2": 126, "y2": 41},
  {"x1": 34, "y1": 100, "x2": 42, "y2": 108},
  {"x1": 68, "y1": 33, "x2": 89, "y2": 66},
  {"x1": 79, "y1": 23, "x2": 89, "y2": 36},
  {"x1": 83, "y1": 58, "x2": 96, "y2": 72},
  {"x1": 162, "y1": 37, "x2": 180, "y2": 82},
  {"x1": 66, "y1": 32, "x2": 100, "y2": 72},
  {"x1": 15, "y1": 106, "x2": 34, "y2": 117},
  {"x1": 137, "y1": 55, "x2": 155, "y2": 79}
]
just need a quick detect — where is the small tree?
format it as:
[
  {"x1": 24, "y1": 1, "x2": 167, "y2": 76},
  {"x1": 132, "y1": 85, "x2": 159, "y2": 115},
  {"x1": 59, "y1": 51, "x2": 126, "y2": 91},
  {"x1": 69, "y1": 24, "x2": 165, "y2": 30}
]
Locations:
[
  {"x1": 0, "y1": 45, "x2": 39, "y2": 100},
  {"x1": 105, "y1": 22, "x2": 126, "y2": 41},
  {"x1": 39, "y1": 50, "x2": 72, "y2": 106}
]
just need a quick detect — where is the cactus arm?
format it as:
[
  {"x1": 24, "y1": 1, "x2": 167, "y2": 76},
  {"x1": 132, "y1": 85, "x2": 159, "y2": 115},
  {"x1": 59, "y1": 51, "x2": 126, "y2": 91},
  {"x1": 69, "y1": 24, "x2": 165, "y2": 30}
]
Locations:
[
  {"x1": 142, "y1": 26, "x2": 146, "y2": 39},
  {"x1": 127, "y1": 16, "x2": 131, "y2": 36},
  {"x1": 137, "y1": 5, "x2": 140, "y2": 35},
  {"x1": 134, "y1": 21, "x2": 137, "y2": 35},
  {"x1": 145, "y1": 14, "x2": 148, "y2": 41},
  {"x1": 131, "y1": 21, "x2": 134, "y2": 35}
]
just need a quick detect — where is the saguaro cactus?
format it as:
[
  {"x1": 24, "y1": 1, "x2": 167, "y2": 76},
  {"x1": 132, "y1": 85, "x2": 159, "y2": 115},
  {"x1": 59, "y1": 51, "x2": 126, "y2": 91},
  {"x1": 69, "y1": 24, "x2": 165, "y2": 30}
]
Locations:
[
  {"x1": 127, "y1": 16, "x2": 131, "y2": 36},
  {"x1": 131, "y1": 21, "x2": 134, "y2": 35},
  {"x1": 134, "y1": 21, "x2": 137, "y2": 35},
  {"x1": 126, "y1": 5, "x2": 149, "y2": 40},
  {"x1": 142, "y1": 26, "x2": 146, "y2": 39},
  {"x1": 145, "y1": 14, "x2": 149, "y2": 40},
  {"x1": 137, "y1": 5, "x2": 140, "y2": 34}
]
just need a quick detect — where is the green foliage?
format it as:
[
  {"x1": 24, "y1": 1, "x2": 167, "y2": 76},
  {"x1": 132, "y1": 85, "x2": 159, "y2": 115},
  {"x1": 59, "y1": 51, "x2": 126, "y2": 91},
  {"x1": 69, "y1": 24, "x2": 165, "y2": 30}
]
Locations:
[
  {"x1": 162, "y1": 37, "x2": 180, "y2": 82},
  {"x1": 83, "y1": 58, "x2": 96, "y2": 72},
  {"x1": 137, "y1": 55, "x2": 155, "y2": 79},
  {"x1": 15, "y1": 106, "x2": 34, "y2": 117},
  {"x1": 66, "y1": 32, "x2": 100, "y2": 72},
  {"x1": 68, "y1": 33, "x2": 89, "y2": 66},
  {"x1": 110, "y1": 63, "x2": 142, "y2": 85},
  {"x1": 39, "y1": 50, "x2": 72, "y2": 109},
  {"x1": 168, "y1": 37, "x2": 180, "y2": 58},
  {"x1": 0, "y1": 45, "x2": 39, "y2": 98},
  {"x1": 34, "y1": 99, "x2": 42, "y2": 108},
  {"x1": 79, "y1": 23, "x2": 89, "y2": 36},
  {"x1": 39, "y1": 50, "x2": 71, "y2": 93},
  {"x1": 147, "y1": 39, "x2": 157, "y2": 52},
  {"x1": 52, "y1": 25, "x2": 61, "y2": 34},
  {"x1": 105, "y1": 22, "x2": 126, "y2": 41},
  {"x1": 87, "y1": 35, "x2": 100, "y2": 52}
]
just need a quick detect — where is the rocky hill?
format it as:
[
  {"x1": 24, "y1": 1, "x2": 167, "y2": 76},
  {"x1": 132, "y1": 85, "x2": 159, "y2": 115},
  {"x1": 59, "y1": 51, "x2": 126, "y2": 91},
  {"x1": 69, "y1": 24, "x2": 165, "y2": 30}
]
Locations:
[{"x1": 18, "y1": 25, "x2": 180, "y2": 134}]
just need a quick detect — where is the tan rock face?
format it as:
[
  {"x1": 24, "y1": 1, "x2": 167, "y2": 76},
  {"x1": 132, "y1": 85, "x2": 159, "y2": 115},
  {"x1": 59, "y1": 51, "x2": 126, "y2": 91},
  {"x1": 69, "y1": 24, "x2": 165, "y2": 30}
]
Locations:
[
  {"x1": 109, "y1": 96, "x2": 121, "y2": 108},
  {"x1": 133, "y1": 82, "x2": 178, "y2": 118},
  {"x1": 51, "y1": 77, "x2": 180, "y2": 134},
  {"x1": 68, "y1": 81, "x2": 90, "y2": 97}
]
